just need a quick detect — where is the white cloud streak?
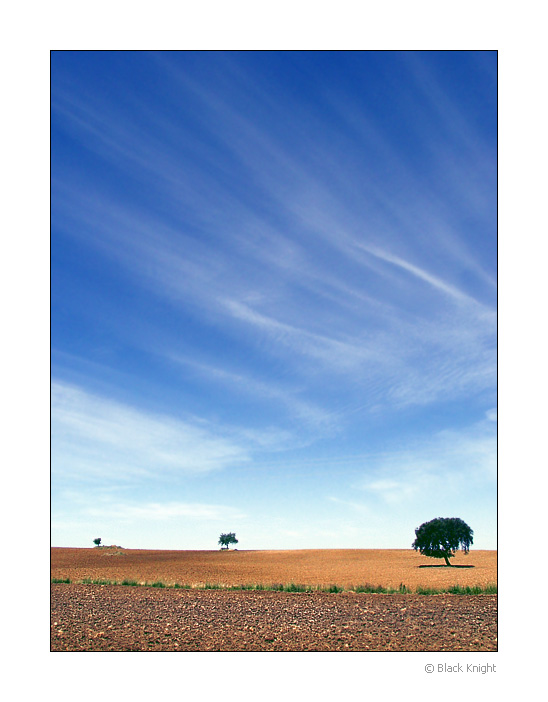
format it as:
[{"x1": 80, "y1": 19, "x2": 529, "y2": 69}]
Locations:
[
  {"x1": 354, "y1": 420, "x2": 497, "y2": 505},
  {"x1": 84, "y1": 500, "x2": 246, "y2": 522},
  {"x1": 357, "y1": 244, "x2": 477, "y2": 306},
  {"x1": 51, "y1": 380, "x2": 252, "y2": 482},
  {"x1": 168, "y1": 353, "x2": 336, "y2": 429}
]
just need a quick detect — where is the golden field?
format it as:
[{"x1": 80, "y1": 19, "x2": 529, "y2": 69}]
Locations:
[{"x1": 51, "y1": 547, "x2": 496, "y2": 591}]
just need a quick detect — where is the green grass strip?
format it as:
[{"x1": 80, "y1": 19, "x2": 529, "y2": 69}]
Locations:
[{"x1": 51, "y1": 579, "x2": 497, "y2": 594}]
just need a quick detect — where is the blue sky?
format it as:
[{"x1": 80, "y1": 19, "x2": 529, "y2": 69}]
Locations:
[{"x1": 51, "y1": 50, "x2": 497, "y2": 550}]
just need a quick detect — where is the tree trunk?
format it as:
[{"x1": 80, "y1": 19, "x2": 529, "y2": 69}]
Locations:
[{"x1": 443, "y1": 553, "x2": 452, "y2": 566}]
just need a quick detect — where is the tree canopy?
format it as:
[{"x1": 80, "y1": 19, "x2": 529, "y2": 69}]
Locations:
[
  {"x1": 412, "y1": 517, "x2": 473, "y2": 566},
  {"x1": 218, "y1": 532, "x2": 238, "y2": 550},
  {"x1": 93, "y1": 537, "x2": 101, "y2": 547}
]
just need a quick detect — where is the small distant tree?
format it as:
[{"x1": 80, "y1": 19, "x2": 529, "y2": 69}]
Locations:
[
  {"x1": 218, "y1": 532, "x2": 238, "y2": 550},
  {"x1": 412, "y1": 517, "x2": 473, "y2": 566},
  {"x1": 93, "y1": 537, "x2": 102, "y2": 547}
]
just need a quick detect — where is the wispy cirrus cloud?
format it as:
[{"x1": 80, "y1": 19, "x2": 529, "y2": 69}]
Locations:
[
  {"x1": 51, "y1": 380, "x2": 252, "y2": 482},
  {"x1": 52, "y1": 60, "x2": 496, "y2": 421},
  {"x1": 354, "y1": 419, "x2": 497, "y2": 504},
  {"x1": 168, "y1": 353, "x2": 336, "y2": 430},
  {"x1": 84, "y1": 500, "x2": 246, "y2": 523},
  {"x1": 52, "y1": 170, "x2": 496, "y2": 418},
  {"x1": 356, "y1": 244, "x2": 478, "y2": 306}
]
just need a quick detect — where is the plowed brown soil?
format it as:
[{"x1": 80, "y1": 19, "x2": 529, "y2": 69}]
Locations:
[
  {"x1": 51, "y1": 547, "x2": 496, "y2": 590},
  {"x1": 51, "y1": 585, "x2": 497, "y2": 652}
]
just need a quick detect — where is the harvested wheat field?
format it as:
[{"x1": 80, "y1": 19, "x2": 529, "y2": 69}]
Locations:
[
  {"x1": 51, "y1": 548, "x2": 496, "y2": 652},
  {"x1": 51, "y1": 547, "x2": 496, "y2": 590}
]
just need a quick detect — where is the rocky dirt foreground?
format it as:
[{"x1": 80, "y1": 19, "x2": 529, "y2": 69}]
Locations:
[{"x1": 51, "y1": 584, "x2": 497, "y2": 652}]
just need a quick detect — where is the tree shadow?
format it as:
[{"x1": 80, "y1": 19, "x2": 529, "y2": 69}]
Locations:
[{"x1": 418, "y1": 564, "x2": 475, "y2": 568}]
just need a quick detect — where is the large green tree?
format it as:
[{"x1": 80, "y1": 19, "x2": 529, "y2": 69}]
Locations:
[
  {"x1": 412, "y1": 517, "x2": 473, "y2": 566},
  {"x1": 218, "y1": 532, "x2": 238, "y2": 550}
]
